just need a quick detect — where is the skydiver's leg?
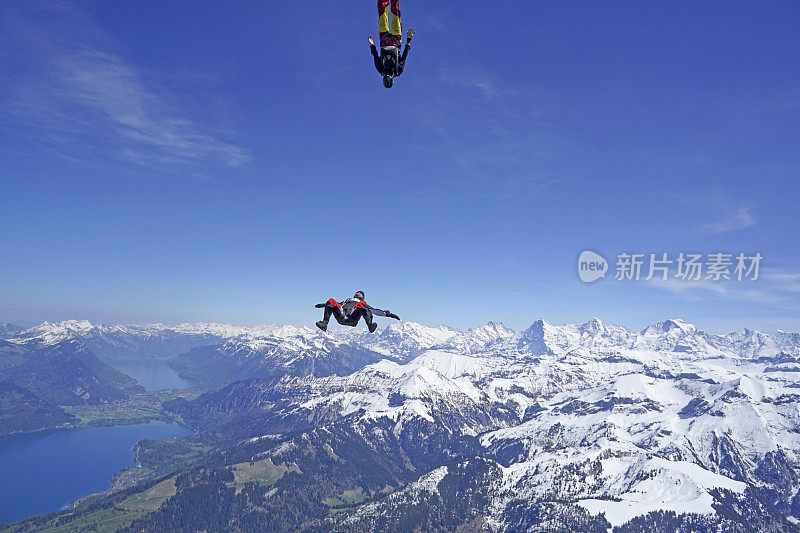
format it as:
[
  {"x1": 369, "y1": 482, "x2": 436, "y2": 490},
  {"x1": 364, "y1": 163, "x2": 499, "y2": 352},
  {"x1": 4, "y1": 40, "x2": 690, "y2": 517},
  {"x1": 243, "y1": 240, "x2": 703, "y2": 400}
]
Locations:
[
  {"x1": 378, "y1": 0, "x2": 391, "y2": 48},
  {"x1": 390, "y1": 0, "x2": 402, "y2": 45},
  {"x1": 322, "y1": 299, "x2": 346, "y2": 325},
  {"x1": 379, "y1": 0, "x2": 401, "y2": 48},
  {"x1": 341, "y1": 316, "x2": 359, "y2": 327},
  {"x1": 348, "y1": 307, "x2": 378, "y2": 333}
]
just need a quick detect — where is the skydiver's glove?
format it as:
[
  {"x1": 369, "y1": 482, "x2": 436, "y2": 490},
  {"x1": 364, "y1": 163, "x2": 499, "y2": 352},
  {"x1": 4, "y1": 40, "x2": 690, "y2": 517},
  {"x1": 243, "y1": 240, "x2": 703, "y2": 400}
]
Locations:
[
  {"x1": 386, "y1": 312, "x2": 400, "y2": 320},
  {"x1": 315, "y1": 303, "x2": 326, "y2": 308}
]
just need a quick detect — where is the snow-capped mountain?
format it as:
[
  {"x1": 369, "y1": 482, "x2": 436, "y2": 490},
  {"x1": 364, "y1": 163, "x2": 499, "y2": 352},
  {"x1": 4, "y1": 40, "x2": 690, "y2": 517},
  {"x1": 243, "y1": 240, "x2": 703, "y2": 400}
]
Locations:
[
  {"x1": 717, "y1": 327, "x2": 800, "y2": 360},
  {"x1": 2, "y1": 320, "x2": 259, "y2": 360},
  {"x1": 169, "y1": 317, "x2": 800, "y2": 530},
  {"x1": 169, "y1": 321, "x2": 524, "y2": 389},
  {"x1": 0, "y1": 320, "x2": 465, "y2": 364},
  {"x1": 12, "y1": 316, "x2": 796, "y2": 360},
  {"x1": 436, "y1": 321, "x2": 517, "y2": 354},
  {"x1": 169, "y1": 325, "x2": 392, "y2": 389},
  {"x1": 10, "y1": 319, "x2": 97, "y2": 345},
  {"x1": 356, "y1": 321, "x2": 460, "y2": 360}
]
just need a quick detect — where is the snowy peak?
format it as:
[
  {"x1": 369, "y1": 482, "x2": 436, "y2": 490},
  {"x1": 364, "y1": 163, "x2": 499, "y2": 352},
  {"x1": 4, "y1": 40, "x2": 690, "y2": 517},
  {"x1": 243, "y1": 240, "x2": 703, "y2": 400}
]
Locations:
[
  {"x1": 13, "y1": 319, "x2": 95, "y2": 345},
  {"x1": 518, "y1": 318, "x2": 558, "y2": 355},
  {"x1": 220, "y1": 325, "x2": 355, "y2": 357},
  {"x1": 720, "y1": 327, "x2": 800, "y2": 359},
  {"x1": 6, "y1": 317, "x2": 799, "y2": 367},
  {"x1": 435, "y1": 322, "x2": 518, "y2": 355},
  {"x1": 380, "y1": 321, "x2": 459, "y2": 345},
  {"x1": 474, "y1": 321, "x2": 514, "y2": 335},
  {"x1": 580, "y1": 317, "x2": 606, "y2": 333},
  {"x1": 633, "y1": 319, "x2": 722, "y2": 356},
  {"x1": 640, "y1": 318, "x2": 697, "y2": 336},
  {"x1": 525, "y1": 318, "x2": 553, "y2": 332},
  {"x1": 516, "y1": 318, "x2": 638, "y2": 356},
  {"x1": 171, "y1": 322, "x2": 254, "y2": 337},
  {"x1": 358, "y1": 321, "x2": 460, "y2": 360}
]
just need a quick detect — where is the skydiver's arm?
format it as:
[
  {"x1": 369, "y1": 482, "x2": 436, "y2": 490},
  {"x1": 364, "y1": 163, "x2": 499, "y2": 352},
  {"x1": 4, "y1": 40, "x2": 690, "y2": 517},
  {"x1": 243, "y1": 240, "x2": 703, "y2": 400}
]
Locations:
[
  {"x1": 370, "y1": 43, "x2": 382, "y2": 74},
  {"x1": 396, "y1": 43, "x2": 411, "y2": 76},
  {"x1": 368, "y1": 306, "x2": 400, "y2": 320},
  {"x1": 397, "y1": 28, "x2": 413, "y2": 76}
]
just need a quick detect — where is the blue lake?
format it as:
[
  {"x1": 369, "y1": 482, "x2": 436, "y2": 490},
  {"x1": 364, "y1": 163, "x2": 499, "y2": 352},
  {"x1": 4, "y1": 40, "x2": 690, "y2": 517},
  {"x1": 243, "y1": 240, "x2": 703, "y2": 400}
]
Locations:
[
  {"x1": 0, "y1": 422, "x2": 191, "y2": 525},
  {"x1": 108, "y1": 359, "x2": 194, "y2": 390}
]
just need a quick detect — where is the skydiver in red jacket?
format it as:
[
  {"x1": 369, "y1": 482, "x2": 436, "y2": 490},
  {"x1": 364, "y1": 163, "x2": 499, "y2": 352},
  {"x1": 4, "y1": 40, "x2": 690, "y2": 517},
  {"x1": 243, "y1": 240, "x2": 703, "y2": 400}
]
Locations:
[{"x1": 315, "y1": 291, "x2": 399, "y2": 333}]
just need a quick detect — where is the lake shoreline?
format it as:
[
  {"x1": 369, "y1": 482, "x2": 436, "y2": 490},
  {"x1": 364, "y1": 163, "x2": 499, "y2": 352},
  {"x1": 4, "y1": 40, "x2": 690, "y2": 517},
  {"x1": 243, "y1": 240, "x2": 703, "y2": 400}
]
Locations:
[
  {"x1": 0, "y1": 359, "x2": 203, "y2": 525},
  {"x1": 0, "y1": 388, "x2": 199, "y2": 438},
  {"x1": 0, "y1": 422, "x2": 193, "y2": 526},
  {"x1": 106, "y1": 358, "x2": 197, "y2": 391}
]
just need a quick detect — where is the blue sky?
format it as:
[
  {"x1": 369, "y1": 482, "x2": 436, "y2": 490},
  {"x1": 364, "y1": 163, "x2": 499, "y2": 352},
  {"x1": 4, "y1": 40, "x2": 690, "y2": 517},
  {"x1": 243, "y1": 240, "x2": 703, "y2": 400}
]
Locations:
[{"x1": 1, "y1": 1, "x2": 798, "y2": 333}]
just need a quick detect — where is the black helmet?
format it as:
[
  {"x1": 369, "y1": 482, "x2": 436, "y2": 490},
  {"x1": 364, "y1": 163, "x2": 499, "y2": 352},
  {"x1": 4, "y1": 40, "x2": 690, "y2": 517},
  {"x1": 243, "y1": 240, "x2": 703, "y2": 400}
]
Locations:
[
  {"x1": 354, "y1": 291, "x2": 365, "y2": 300},
  {"x1": 382, "y1": 75, "x2": 394, "y2": 89}
]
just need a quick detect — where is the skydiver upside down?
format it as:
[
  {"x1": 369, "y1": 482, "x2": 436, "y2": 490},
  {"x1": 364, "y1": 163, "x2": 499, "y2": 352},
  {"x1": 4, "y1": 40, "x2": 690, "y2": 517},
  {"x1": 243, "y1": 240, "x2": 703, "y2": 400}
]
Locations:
[
  {"x1": 315, "y1": 291, "x2": 400, "y2": 333},
  {"x1": 369, "y1": 0, "x2": 414, "y2": 88}
]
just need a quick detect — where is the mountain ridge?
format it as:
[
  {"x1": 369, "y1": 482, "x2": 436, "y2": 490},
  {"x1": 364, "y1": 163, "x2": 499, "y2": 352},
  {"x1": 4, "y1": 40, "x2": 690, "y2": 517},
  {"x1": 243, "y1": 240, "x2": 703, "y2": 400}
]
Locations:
[
  {"x1": 154, "y1": 316, "x2": 800, "y2": 530},
  {"x1": 5, "y1": 317, "x2": 799, "y2": 361},
  {"x1": 3, "y1": 317, "x2": 800, "y2": 530}
]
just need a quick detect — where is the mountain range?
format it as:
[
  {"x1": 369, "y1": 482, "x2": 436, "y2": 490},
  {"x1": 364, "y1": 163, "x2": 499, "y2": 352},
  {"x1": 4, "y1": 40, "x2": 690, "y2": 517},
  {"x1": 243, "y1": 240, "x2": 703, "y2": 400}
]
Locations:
[{"x1": 3, "y1": 318, "x2": 800, "y2": 531}]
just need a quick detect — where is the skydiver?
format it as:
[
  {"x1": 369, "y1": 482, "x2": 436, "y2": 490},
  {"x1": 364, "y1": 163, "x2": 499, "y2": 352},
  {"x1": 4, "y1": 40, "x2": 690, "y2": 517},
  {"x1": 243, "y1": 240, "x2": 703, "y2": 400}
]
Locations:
[
  {"x1": 369, "y1": 0, "x2": 414, "y2": 89},
  {"x1": 315, "y1": 291, "x2": 400, "y2": 333}
]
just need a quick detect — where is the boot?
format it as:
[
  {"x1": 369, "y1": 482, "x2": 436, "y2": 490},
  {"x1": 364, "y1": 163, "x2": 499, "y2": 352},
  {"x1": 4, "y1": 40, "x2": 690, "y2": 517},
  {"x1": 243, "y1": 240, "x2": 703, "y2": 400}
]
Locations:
[
  {"x1": 316, "y1": 321, "x2": 328, "y2": 332},
  {"x1": 368, "y1": 321, "x2": 378, "y2": 334}
]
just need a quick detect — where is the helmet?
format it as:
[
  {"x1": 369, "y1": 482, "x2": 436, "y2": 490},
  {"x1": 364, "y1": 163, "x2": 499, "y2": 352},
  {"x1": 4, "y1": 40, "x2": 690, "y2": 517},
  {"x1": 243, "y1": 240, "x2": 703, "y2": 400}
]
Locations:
[
  {"x1": 382, "y1": 75, "x2": 394, "y2": 89},
  {"x1": 354, "y1": 291, "x2": 365, "y2": 300}
]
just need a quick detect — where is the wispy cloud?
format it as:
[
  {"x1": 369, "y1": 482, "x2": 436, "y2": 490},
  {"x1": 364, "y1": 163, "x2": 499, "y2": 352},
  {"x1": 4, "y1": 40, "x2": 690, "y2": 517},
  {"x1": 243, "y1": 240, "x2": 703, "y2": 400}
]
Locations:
[
  {"x1": 699, "y1": 206, "x2": 756, "y2": 234},
  {"x1": 439, "y1": 67, "x2": 508, "y2": 103},
  {"x1": 648, "y1": 267, "x2": 800, "y2": 307},
  {"x1": 648, "y1": 277, "x2": 771, "y2": 302},
  {"x1": 1, "y1": 3, "x2": 250, "y2": 171},
  {"x1": 762, "y1": 269, "x2": 800, "y2": 293},
  {"x1": 412, "y1": 65, "x2": 563, "y2": 199}
]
